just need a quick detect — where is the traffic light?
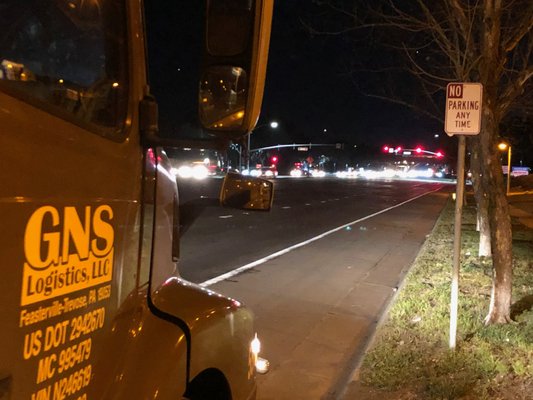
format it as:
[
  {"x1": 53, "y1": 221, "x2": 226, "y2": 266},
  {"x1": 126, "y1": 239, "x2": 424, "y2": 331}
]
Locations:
[
  {"x1": 415, "y1": 146, "x2": 423, "y2": 154},
  {"x1": 271, "y1": 155, "x2": 278, "y2": 164}
]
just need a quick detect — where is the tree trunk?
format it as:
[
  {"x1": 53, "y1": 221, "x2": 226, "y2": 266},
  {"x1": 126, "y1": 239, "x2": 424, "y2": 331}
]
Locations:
[
  {"x1": 478, "y1": 0, "x2": 514, "y2": 324},
  {"x1": 480, "y1": 112, "x2": 513, "y2": 324},
  {"x1": 485, "y1": 171, "x2": 513, "y2": 324},
  {"x1": 469, "y1": 137, "x2": 491, "y2": 257}
]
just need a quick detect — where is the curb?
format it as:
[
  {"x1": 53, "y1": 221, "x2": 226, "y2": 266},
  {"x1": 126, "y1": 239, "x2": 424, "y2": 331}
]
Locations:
[{"x1": 335, "y1": 198, "x2": 452, "y2": 400}]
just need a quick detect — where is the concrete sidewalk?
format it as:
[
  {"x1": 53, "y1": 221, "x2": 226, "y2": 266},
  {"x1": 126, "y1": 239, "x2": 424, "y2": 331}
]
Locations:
[{"x1": 209, "y1": 191, "x2": 450, "y2": 399}]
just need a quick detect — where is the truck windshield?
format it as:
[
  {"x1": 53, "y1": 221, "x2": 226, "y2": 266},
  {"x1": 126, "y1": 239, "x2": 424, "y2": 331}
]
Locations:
[{"x1": 0, "y1": 0, "x2": 128, "y2": 135}]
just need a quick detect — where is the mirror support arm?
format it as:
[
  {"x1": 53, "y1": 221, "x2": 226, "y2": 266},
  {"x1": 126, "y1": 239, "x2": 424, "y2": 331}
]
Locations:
[{"x1": 140, "y1": 95, "x2": 159, "y2": 146}]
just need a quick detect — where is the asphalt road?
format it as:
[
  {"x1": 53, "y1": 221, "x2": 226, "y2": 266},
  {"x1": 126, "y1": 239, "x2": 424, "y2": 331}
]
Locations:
[
  {"x1": 189, "y1": 176, "x2": 451, "y2": 399},
  {"x1": 177, "y1": 176, "x2": 449, "y2": 284}
]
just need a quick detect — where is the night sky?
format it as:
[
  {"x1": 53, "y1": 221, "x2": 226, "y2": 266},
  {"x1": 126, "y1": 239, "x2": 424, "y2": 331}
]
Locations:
[
  {"x1": 254, "y1": 1, "x2": 446, "y2": 152},
  {"x1": 144, "y1": 2, "x2": 471, "y2": 165}
]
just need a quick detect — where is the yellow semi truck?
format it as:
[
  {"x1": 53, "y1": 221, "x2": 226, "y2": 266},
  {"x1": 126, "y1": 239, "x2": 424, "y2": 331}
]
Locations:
[{"x1": 0, "y1": 1, "x2": 273, "y2": 399}]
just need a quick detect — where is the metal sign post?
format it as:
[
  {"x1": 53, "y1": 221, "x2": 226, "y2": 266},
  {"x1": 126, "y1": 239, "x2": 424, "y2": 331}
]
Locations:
[
  {"x1": 444, "y1": 82, "x2": 483, "y2": 350},
  {"x1": 450, "y1": 135, "x2": 466, "y2": 349}
]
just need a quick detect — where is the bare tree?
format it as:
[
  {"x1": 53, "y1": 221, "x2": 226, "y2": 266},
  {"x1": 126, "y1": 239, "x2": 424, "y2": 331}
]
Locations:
[{"x1": 310, "y1": 0, "x2": 533, "y2": 323}]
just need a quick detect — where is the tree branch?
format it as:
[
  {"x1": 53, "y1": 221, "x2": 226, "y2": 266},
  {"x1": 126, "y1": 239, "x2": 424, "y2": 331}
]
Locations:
[
  {"x1": 503, "y1": 3, "x2": 533, "y2": 52},
  {"x1": 498, "y1": 66, "x2": 533, "y2": 114},
  {"x1": 355, "y1": 85, "x2": 444, "y2": 124}
]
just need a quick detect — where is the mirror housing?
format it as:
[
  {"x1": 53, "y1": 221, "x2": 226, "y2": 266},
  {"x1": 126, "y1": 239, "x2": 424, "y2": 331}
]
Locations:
[
  {"x1": 220, "y1": 172, "x2": 273, "y2": 210},
  {"x1": 140, "y1": 95, "x2": 159, "y2": 142},
  {"x1": 201, "y1": 0, "x2": 274, "y2": 139}
]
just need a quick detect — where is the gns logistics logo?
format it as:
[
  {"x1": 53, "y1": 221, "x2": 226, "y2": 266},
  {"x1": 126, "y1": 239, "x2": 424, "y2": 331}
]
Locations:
[{"x1": 21, "y1": 205, "x2": 114, "y2": 306}]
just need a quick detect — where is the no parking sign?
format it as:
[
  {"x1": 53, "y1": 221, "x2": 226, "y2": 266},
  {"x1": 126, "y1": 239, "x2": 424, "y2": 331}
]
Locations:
[{"x1": 444, "y1": 83, "x2": 483, "y2": 136}]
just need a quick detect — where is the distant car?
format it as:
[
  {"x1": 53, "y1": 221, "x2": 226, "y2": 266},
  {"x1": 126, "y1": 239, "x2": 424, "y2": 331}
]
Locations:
[
  {"x1": 246, "y1": 166, "x2": 278, "y2": 178},
  {"x1": 290, "y1": 162, "x2": 311, "y2": 177},
  {"x1": 290, "y1": 168, "x2": 310, "y2": 177},
  {"x1": 310, "y1": 169, "x2": 326, "y2": 178},
  {"x1": 336, "y1": 168, "x2": 359, "y2": 179},
  {"x1": 290, "y1": 168, "x2": 302, "y2": 177},
  {"x1": 171, "y1": 162, "x2": 210, "y2": 180},
  {"x1": 259, "y1": 166, "x2": 278, "y2": 178}
]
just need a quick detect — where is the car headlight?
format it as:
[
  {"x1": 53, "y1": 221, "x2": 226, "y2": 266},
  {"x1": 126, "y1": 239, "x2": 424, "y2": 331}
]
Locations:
[
  {"x1": 192, "y1": 165, "x2": 208, "y2": 180},
  {"x1": 177, "y1": 166, "x2": 193, "y2": 179},
  {"x1": 290, "y1": 169, "x2": 302, "y2": 177}
]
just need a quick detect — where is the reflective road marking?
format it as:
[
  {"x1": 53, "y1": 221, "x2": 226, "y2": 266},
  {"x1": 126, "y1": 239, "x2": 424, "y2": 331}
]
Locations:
[{"x1": 201, "y1": 186, "x2": 443, "y2": 287}]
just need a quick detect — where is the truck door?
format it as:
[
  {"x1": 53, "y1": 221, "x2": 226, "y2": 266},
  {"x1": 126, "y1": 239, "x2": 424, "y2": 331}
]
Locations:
[{"x1": 0, "y1": 1, "x2": 142, "y2": 398}]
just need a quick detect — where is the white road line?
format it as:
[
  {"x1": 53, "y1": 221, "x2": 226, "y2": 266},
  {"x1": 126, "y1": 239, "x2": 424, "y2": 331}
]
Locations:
[
  {"x1": 219, "y1": 215, "x2": 233, "y2": 219},
  {"x1": 200, "y1": 186, "x2": 444, "y2": 287}
]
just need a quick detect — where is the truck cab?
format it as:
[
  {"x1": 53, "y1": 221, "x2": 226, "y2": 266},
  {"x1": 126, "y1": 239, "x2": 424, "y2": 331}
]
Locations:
[{"x1": 0, "y1": 1, "x2": 273, "y2": 399}]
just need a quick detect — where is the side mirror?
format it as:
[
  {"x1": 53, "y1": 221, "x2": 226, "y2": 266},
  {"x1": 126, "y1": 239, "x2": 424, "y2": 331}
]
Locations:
[
  {"x1": 200, "y1": 0, "x2": 274, "y2": 138},
  {"x1": 220, "y1": 172, "x2": 273, "y2": 210}
]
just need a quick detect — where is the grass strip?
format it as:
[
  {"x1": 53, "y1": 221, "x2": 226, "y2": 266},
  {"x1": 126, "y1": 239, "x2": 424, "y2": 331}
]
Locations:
[{"x1": 358, "y1": 196, "x2": 533, "y2": 400}]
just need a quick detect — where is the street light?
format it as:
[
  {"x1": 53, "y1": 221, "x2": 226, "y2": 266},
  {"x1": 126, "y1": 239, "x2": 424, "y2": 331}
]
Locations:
[
  {"x1": 498, "y1": 142, "x2": 512, "y2": 195},
  {"x1": 246, "y1": 121, "x2": 278, "y2": 170}
]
